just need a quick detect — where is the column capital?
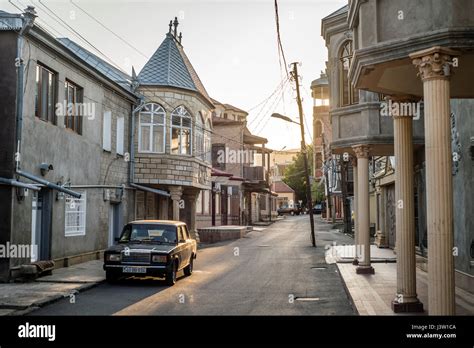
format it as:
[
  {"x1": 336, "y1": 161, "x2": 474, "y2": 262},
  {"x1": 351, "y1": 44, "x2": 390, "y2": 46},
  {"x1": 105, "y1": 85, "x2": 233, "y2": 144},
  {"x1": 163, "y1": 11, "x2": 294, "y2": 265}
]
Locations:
[
  {"x1": 169, "y1": 186, "x2": 183, "y2": 201},
  {"x1": 410, "y1": 46, "x2": 459, "y2": 81},
  {"x1": 352, "y1": 145, "x2": 370, "y2": 159},
  {"x1": 384, "y1": 94, "x2": 421, "y2": 103},
  {"x1": 350, "y1": 156, "x2": 358, "y2": 167}
]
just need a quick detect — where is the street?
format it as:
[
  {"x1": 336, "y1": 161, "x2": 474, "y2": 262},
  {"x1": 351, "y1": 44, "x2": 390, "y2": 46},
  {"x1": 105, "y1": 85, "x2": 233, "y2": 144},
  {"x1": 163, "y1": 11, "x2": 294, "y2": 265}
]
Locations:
[{"x1": 31, "y1": 216, "x2": 354, "y2": 316}]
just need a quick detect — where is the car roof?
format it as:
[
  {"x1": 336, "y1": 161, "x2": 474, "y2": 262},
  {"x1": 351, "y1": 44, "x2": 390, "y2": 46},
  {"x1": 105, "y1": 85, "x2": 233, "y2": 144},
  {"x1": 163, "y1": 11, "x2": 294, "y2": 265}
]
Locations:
[{"x1": 128, "y1": 220, "x2": 185, "y2": 226}]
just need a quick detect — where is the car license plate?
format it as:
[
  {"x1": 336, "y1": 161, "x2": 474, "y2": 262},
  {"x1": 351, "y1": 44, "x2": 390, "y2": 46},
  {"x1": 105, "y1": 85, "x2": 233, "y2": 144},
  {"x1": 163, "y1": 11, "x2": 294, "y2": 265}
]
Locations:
[{"x1": 123, "y1": 266, "x2": 147, "y2": 274}]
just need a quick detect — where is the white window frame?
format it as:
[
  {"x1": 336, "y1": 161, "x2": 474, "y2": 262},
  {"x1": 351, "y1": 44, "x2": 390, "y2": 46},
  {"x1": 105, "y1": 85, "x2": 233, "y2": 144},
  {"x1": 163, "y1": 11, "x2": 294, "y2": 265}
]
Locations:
[
  {"x1": 65, "y1": 192, "x2": 87, "y2": 237},
  {"x1": 116, "y1": 116, "x2": 124, "y2": 155},
  {"x1": 196, "y1": 112, "x2": 205, "y2": 160},
  {"x1": 171, "y1": 105, "x2": 192, "y2": 155},
  {"x1": 138, "y1": 103, "x2": 166, "y2": 153},
  {"x1": 102, "y1": 110, "x2": 112, "y2": 152}
]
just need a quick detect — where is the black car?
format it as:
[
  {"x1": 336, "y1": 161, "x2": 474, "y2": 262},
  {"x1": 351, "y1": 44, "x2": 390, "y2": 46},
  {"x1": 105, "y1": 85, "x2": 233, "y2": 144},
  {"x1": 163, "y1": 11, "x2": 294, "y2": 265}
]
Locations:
[
  {"x1": 312, "y1": 202, "x2": 325, "y2": 214},
  {"x1": 103, "y1": 220, "x2": 197, "y2": 286}
]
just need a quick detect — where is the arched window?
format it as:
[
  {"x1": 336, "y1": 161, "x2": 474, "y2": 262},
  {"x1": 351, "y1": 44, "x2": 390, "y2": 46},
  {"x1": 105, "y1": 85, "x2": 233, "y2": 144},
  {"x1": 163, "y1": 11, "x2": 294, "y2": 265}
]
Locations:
[
  {"x1": 171, "y1": 106, "x2": 192, "y2": 155},
  {"x1": 138, "y1": 103, "x2": 165, "y2": 153},
  {"x1": 204, "y1": 119, "x2": 212, "y2": 163},
  {"x1": 339, "y1": 41, "x2": 359, "y2": 106},
  {"x1": 314, "y1": 120, "x2": 323, "y2": 138},
  {"x1": 196, "y1": 112, "x2": 205, "y2": 160}
]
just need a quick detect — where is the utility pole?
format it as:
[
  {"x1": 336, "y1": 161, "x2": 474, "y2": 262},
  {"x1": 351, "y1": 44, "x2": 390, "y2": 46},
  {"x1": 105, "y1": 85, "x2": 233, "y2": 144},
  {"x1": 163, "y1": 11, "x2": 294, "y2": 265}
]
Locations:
[{"x1": 291, "y1": 62, "x2": 316, "y2": 247}]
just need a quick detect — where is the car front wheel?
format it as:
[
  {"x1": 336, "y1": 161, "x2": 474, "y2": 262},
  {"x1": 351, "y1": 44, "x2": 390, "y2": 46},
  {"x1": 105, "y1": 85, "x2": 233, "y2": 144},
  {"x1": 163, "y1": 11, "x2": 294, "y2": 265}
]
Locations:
[
  {"x1": 106, "y1": 271, "x2": 119, "y2": 283},
  {"x1": 184, "y1": 255, "x2": 194, "y2": 276},
  {"x1": 165, "y1": 261, "x2": 177, "y2": 286}
]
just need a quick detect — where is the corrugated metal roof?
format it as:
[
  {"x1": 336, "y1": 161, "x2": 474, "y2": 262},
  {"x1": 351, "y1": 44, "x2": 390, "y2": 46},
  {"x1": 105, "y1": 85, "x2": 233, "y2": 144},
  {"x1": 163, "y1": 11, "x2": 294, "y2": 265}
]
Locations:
[
  {"x1": 57, "y1": 37, "x2": 133, "y2": 92},
  {"x1": 138, "y1": 33, "x2": 212, "y2": 105}
]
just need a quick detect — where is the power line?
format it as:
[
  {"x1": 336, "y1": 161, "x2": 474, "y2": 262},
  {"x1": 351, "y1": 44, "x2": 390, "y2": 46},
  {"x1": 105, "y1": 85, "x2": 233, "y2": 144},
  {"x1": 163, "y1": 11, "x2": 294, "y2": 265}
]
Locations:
[
  {"x1": 35, "y1": 0, "x2": 127, "y2": 74},
  {"x1": 253, "y1": 79, "x2": 291, "y2": 135},
  {"x1": 250, "y1": 77, "x2": 289, "y2": 132},
  {"x1": 69, "y1": 0, "x2": 149, "y2": 60},
  {"x1": 247, "y1": 76, "x2": 288, "y2": 127},
  {"x1": 274, "y1": 0, "x2": 289, "y2": 77}
]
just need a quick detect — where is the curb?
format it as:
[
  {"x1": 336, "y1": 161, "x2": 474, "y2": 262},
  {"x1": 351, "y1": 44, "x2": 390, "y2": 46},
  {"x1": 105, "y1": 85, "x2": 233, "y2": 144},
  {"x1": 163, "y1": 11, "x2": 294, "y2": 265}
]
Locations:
[
  {"x1": 335, "y1": 263, "x2": 360, "y2": 316},
  {"x1": 5, "y1": 279, "x2": 106, "y2": 316}
]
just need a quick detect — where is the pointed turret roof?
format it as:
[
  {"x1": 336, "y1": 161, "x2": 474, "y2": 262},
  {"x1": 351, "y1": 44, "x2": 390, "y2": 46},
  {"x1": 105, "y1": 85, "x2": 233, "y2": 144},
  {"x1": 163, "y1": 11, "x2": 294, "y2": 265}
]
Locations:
[{"x1": 138, "y1": 19, "x2": 212, "y2": 106}]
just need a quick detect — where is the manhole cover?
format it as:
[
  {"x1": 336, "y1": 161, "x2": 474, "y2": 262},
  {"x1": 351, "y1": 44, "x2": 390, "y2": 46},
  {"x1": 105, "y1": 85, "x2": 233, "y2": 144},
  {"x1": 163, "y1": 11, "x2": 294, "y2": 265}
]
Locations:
[{"x1": 295, "y1": 297, "x2": 320, "y2": 302}]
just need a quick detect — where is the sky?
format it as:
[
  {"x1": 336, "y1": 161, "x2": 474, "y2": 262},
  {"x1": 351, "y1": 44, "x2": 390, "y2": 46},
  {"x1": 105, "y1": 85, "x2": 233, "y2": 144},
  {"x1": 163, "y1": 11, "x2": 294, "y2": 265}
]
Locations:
[{"x1": 1, "y1": 0, "x2": 346, "y2": 150}]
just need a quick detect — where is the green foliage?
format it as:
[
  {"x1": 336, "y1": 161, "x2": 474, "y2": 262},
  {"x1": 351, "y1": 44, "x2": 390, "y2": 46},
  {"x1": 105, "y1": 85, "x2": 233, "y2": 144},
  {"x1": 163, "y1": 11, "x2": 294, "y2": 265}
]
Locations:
[
  {"x1": 282, "y1": 145, "x2": 314, "y2": 206},
  {"x1": 312, "y1": 181, "x2": 325, "y2": 204}
]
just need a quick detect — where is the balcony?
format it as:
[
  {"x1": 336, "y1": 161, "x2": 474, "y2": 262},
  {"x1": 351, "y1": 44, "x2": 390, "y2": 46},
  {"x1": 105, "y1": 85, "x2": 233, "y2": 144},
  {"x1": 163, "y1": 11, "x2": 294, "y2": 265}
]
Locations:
[{"x1": 243, "y1": 166, "x2": 267, "y2": 183}]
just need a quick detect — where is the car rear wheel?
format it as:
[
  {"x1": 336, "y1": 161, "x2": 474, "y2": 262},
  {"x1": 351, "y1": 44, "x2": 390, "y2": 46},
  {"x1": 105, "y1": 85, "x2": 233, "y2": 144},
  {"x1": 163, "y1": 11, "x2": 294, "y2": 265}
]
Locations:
[
  {"x1": 290, "y1": 211, "x2": 295, "y2": 216},
  {"x1": 165, "y1": 261, "x2": 177, "y2": 286},
  {"x1": 184, "y1": 255, "x2": 194, "y2": 276}
]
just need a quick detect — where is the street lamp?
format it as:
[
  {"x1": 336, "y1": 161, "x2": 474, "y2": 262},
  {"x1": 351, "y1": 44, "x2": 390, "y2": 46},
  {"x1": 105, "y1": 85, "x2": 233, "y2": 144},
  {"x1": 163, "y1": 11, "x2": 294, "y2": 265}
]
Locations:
[
  {"x1": 271, "y1": 111, "x2": 316, "y2": 247},
  {"x1": 271, "y1": 113, "x2": 300, "y2": 125}
]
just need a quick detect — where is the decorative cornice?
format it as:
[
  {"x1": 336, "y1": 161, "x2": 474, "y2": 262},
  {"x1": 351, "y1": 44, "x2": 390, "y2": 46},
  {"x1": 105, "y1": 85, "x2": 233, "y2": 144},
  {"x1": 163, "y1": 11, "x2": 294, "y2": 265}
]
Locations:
[
  {"x1": 350, "y1": 29, "x2": 473, "y2": 90},
  {"x1": 352, "y1": 144, "x2": 370, "y2": 159},
  {"x1": 410, "y1": 46, "x2": 459, "y2": 81}
]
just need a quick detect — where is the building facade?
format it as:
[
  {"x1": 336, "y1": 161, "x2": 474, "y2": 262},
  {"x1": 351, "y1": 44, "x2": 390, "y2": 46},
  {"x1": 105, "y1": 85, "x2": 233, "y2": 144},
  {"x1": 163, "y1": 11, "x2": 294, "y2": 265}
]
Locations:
[
  {"x1": 0, "y1": 8, "x2": 138, "y2": 280},
  {"x1": 133, "y1": 19, "x2": 213, "y2": 238},
  {"x1": 322, "y1": 1, "x2": 474, "y2": 314}
]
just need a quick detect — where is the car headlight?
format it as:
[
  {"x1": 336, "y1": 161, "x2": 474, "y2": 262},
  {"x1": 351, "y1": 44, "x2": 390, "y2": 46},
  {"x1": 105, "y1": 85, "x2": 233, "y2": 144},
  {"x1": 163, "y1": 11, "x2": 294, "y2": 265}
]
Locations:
[
  {"x1": 152, "y1": 255, "x2": 167, "y2": 263},
  {"x1": 107, "y1": 254, "x2": 122, "y2": 262}
]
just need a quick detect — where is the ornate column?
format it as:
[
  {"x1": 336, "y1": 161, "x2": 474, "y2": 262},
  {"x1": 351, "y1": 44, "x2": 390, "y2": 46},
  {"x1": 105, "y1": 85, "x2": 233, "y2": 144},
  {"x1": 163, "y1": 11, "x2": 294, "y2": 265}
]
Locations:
[
  {"x1": 352, "y1": 145, "x2": 374, "y2": 274},
  {"x1": 351, "y1": 157, "x2": 359, "y2": 265},
  {"x1": 390, "y1": 96, "x2": 424, "y2": 313},
  {"x1": 410, "y1": 47, "x2": 458, "y2": 315},
  {"x1": 169, "y1": 186, "x2": 183, "y2": 221}
]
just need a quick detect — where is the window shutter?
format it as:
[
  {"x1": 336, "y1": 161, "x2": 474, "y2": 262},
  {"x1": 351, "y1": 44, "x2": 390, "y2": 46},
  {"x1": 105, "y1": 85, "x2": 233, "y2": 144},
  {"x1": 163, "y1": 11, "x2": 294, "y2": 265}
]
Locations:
[
  {"x1": 103, "y1": 111, "x2": 112, "y2": 151},
  {"x1": 116, "y1": 116, "x2": 124, "y2": 155}
]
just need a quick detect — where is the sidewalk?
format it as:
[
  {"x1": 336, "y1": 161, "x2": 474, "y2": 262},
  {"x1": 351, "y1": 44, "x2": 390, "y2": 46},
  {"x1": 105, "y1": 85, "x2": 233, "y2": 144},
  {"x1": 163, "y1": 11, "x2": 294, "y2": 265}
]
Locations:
[
  {"x1": 0, "y1": 260, "x2": 104, "y2": 315},
  {"x1": 331, "y1": 247, "x2": 474, "y2": 315}
]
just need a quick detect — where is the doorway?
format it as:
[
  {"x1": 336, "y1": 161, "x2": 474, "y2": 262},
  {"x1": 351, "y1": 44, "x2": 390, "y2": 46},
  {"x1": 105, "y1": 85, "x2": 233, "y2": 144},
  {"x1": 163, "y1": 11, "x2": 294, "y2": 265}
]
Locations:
[
  {"x1": 31, "y1": 189, "x2": 53, "y2": 261},
  {"x1": 108, "y1": 203, "x2": 122, "y2": 247}
]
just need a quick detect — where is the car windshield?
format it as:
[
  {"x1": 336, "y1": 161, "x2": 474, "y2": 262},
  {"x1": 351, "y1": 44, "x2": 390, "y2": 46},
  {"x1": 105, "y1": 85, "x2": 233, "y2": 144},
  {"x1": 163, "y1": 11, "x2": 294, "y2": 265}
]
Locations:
[{"x1": 119, "y1": 224, "x2": 177, "y2": 244}]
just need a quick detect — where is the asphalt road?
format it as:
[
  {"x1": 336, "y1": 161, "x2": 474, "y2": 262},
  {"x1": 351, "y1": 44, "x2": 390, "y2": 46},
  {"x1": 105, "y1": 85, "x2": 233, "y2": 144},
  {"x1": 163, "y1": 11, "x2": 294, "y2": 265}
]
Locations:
[{"x1": 30, "y1": 215, "x2": 355, "y2": 315}]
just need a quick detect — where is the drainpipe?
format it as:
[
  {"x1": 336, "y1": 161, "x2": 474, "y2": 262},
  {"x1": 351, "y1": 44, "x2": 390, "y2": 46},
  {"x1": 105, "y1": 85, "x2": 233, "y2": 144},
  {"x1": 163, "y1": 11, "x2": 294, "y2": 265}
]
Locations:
[
  {"x1": 14, "y1": 6, "x2": 36, "y2": 173},
  {"x1": 16, "y1": 170, "x2": 81, "y2": 198},
  {"x1": 0, "y1": 177, "x2": 40, "y2": 191}
]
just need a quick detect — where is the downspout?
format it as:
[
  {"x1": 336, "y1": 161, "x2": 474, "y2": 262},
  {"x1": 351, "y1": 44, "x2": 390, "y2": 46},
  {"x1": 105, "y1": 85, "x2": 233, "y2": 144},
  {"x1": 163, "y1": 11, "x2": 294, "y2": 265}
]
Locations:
[{"x1": 14, "y1": 6, "x2": 36, "y2": 173}]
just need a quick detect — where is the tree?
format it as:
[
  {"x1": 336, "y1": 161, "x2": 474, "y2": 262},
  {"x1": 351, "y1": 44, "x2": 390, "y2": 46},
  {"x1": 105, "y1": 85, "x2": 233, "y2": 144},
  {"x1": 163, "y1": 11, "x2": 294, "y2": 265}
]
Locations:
[
  {"x1": 312, "y1": 181, "x2": 325, "y2": 203},
  {"x1": 282, "y1": 145, "x2": 314, "y2": 207}
]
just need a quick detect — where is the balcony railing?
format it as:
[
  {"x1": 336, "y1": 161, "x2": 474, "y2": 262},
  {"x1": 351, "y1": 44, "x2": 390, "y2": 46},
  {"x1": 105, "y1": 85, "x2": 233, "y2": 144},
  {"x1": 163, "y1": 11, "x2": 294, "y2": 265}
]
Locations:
[{"x1": 243, "y1": 166, "x2": 267, "y2": 182}]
